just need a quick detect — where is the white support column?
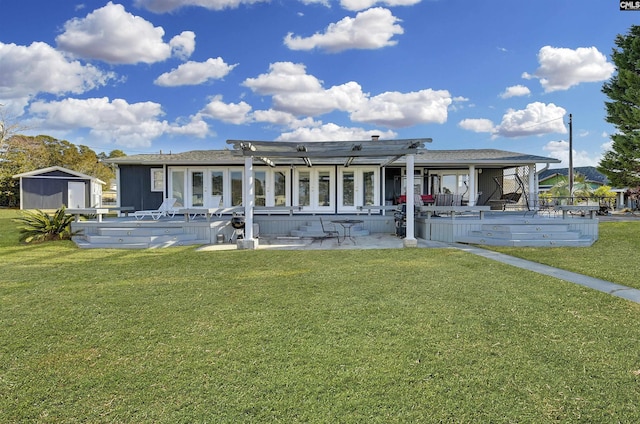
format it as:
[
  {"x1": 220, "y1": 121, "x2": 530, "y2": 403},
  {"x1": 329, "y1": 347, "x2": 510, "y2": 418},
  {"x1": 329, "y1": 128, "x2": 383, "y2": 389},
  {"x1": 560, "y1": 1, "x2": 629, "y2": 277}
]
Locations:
[
  {"x1": 468, "y1": 165, "x2": 476, "y2": 206},
  {"x1": 529, "y1": 164, "x2": 536, "y2": 210},
  {"x1": 404, "y1": 154, "x2": 418, "y2": 248},
  {"x1": 239, "y1": 156, "x2": 258, "y2": 249}
]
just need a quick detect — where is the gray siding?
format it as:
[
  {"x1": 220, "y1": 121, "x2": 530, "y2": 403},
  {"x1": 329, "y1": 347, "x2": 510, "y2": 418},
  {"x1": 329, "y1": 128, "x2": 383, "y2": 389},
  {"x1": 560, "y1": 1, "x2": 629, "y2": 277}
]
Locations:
[
  {"x1": 21, "y1": 177, "x2": 90, "y2": 209},
  {"x1": 119, "y1": 165, "x2": 163, "y2": 210}
]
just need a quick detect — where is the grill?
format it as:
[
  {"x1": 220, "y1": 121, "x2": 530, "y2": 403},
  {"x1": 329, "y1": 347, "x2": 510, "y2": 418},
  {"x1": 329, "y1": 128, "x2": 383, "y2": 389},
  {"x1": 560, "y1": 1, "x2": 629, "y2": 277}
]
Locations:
[
  {"x1": 394, "y1": 204, "x2": 406, "y2": 238},
  {"x1": 230, "y1": 216, "x2": 245, "y2": 229},
  {"x1": 230, "y1": 214, "x2": 245, "y2": 241}
]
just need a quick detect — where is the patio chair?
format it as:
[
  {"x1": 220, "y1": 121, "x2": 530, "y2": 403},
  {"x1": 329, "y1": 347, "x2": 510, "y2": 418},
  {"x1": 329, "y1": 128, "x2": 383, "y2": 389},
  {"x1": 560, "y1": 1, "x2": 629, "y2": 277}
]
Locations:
[
  {"x1": 319, "y1": 217, "x2": 341, "y2": 244},
  {"x1": 133, "y1": 198, "x2": 178, "y2": 220}
]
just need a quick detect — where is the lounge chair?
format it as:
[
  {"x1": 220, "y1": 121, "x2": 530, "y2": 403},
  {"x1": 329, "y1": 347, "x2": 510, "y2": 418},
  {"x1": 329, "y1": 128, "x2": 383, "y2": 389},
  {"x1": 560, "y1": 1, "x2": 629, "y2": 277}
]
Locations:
[{"x1": 133, "y1": 198, "x2": 178, "y2": 220}]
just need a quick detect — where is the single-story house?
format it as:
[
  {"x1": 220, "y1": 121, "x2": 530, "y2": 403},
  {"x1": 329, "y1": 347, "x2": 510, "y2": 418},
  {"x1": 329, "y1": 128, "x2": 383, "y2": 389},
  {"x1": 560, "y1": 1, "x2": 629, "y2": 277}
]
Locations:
[
  {"x1": 107, "y1": 138, "x2": 561, "y2": 214},
  {"x1": 13, "y1": 166, "x2": 105, "y2": 210},
  {"x1": 57, "y1": 137, "x2": 600, "y2": 249}
]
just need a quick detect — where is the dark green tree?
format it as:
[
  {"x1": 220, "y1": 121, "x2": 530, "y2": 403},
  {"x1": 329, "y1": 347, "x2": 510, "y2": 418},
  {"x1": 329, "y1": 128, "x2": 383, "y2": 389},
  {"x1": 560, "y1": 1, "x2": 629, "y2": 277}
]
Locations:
[{"x1": 600, "y1": 25, "x2": 640, "y2": 187}]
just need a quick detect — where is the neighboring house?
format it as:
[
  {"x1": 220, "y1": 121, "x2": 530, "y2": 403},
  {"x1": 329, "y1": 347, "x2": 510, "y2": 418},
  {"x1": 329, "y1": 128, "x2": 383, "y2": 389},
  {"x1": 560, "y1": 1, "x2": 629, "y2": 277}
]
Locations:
[
  {"x1": 13, "y1": 166, "x2": 105, "y2": 210},
  {"x1": 538, "y1": 166, "x2": 609, "y2": 192},
  {"x1": 105, "y1": 138, "x2": 560, "y2": 214},
  {"x1": 538, "y1": 166, "x2": 627, "y2": 209}
]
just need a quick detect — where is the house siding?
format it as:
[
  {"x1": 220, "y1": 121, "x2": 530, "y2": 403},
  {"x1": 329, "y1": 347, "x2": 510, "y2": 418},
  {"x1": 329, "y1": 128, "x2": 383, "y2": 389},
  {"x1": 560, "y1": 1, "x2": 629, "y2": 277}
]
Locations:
[{"x1": 119, "y1": 165, "x2": 163, "y2": 210}]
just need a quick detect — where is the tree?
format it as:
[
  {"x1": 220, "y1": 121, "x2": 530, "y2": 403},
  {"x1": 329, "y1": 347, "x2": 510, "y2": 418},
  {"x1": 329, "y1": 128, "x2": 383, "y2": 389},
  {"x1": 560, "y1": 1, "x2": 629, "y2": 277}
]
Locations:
[
  {"x1": 543, "y1": 172, "x2": 592, "y2": 199},
  {"x1": 600, "y1": 25, "x2": 640, "y2": 188}
]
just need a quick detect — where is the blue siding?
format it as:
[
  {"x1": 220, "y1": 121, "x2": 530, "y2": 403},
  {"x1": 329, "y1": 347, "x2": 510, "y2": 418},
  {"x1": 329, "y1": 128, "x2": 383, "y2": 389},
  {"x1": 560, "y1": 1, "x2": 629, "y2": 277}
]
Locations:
[{"x1": 119, "y1": 165, "x2": 163, "y2": 210}]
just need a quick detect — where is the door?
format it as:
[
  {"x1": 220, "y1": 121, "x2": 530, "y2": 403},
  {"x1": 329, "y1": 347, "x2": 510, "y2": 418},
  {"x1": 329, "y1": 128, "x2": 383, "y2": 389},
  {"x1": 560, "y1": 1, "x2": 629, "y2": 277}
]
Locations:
[
  {"x1": 338, "y1": 168, "x2": 379, "y2": 213},
  {"x1": 190, "y1": 170, "x2": 204, "y2": 207},
  {"x1": 294, "y1": 168, "x2": 334, "y2": 212},
  {"x1": 67, "y1": 181, "x2": 85, "y2": 208}
]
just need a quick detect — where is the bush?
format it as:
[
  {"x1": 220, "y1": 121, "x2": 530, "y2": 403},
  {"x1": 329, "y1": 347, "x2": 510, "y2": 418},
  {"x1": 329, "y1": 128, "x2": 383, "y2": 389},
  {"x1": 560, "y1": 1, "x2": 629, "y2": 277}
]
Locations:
[{"x1": 13, "y1": 206, "x2": 78, "y2": 243}]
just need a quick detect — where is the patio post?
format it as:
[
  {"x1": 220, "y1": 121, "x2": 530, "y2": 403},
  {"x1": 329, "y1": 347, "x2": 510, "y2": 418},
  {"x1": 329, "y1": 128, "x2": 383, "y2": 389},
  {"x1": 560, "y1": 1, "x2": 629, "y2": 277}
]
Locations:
[
  {"x1": 239, "y1": 156, "x2": 258, "y2": 249},
  {"x1": 528, "y1": 164, "x2": 536, "y2": 210},
  {"x1": 468, "y1": 165, "x2": 476, "y2": 206},
  {"x1": 404, "y1": 153, "x2": 418, "y2": 248}
]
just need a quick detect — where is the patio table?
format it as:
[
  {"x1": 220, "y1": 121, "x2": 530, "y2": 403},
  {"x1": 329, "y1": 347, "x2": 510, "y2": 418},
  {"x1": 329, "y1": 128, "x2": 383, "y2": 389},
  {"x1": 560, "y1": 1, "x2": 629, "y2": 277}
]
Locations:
[{"x1": 331, "y1": 219, "x2": 364, "y2": 244}]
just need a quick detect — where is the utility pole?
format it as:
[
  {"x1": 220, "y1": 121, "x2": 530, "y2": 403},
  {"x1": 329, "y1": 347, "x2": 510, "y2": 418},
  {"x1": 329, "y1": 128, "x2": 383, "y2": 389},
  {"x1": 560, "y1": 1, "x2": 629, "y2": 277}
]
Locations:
[{"x1": 568, "y1": 113, "x2": 573, "y2": 203}]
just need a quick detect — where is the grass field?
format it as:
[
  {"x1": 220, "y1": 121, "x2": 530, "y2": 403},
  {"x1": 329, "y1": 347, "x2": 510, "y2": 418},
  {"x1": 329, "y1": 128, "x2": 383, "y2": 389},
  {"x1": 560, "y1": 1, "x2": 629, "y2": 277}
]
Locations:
[{"x1": 1, "y1": 209, "x2": 640, "y2": 422}]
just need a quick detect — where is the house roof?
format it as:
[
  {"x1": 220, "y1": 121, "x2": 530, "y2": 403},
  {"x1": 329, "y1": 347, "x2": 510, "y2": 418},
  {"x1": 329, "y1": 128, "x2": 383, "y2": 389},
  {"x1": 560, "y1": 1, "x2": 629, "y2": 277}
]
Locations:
[
  {"x1": 104, "y1": 149, "x2": 241, "y2": 165},
  {"x1": 12, "y1": 166, "x2": 106, "y2": 184},
  {"x1": 416, "y1": 149, "x2": 561, "y2": 168},
  {"x1": 105, "y1": 143, "x2": 560, "y2": 169},
  {"x1": 538, "y1": 166, "x2": 609, "y2": 184}
]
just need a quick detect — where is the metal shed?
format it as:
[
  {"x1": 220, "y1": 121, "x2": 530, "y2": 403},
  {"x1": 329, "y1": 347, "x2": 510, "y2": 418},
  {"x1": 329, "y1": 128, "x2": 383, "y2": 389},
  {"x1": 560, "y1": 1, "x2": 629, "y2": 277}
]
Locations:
[{"x1": 13, "y1": 166, "x2": 105, "y2": 210}]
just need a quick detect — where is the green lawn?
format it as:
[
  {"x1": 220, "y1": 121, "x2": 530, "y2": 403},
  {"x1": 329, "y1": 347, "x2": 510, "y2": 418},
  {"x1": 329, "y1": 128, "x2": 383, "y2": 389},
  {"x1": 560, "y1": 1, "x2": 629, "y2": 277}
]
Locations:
[
  {"x1": 490, "y1": 221, "x2": 640, "y2": 289},
  {"x1": 1, "y1": 209, "x2": 640, "y2": 423}
]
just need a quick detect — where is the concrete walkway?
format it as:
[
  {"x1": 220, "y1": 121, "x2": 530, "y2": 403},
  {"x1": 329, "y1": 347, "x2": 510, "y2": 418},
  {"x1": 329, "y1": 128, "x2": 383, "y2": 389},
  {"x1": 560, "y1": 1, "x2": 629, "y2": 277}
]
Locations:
[{"x1": 453, "y1": 243, "x2": 640, "y2": 304}]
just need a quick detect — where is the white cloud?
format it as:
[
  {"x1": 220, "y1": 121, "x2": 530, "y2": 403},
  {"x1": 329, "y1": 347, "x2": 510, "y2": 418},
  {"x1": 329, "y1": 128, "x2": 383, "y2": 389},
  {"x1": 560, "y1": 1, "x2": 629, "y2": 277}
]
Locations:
[
  {"x1": 525, "y1": 46, "x2": 614, "y2": 92},
  {"x1": 349, "y1": 89, "x2": 451, "y2": 128},
  {"x1": 243, "y1": 62, "x2": 323, "y2": 94},
  {"x1": 0, "y1": 41, "x2": 114, "y2": 105},
  {"x1": 284, "y1": 7, "x2": 404, "y2": 52},
  {"x1": 495, "y1": 102, "x2": 567, "y2": 138},
  {"x1": 28, "y1": 97, "x2": 208, "y2": 148},
  {"x1": 155, "y1": 58, "x2": 238, "y2": 87},
  {"x1": 299, "y1": 0, "x2": 330, "y2": 6},
  {"x1": 243, "y1": 61, "x2": 450, "y2": 128},
  {"x1": 543, "y1": 139, "x2": 600, "y2": 167},
  {"x1": 273, "y1": 82, "x2": 367, "y2": 116},
  {"x1": 340, "y1": 0, "x2": 421, "y2": 11},
  {"x1": 56, "y1": 2, "x2": 193, "y2": 64},
  {"x1": 134, "y1": 0, "x2": 269, "y2": 13},
  {"x1": 500, "y1": 84, "x2": 530, "y2": 99},
  {"x1": 252, "y1": 109, "x2": 317, "y2": 128},
  {"x1": 277, "y1": 122, "x2": 396, "y2": 142},
  {"x1": 458, "y1": 118, "x2": 495, "y2": 133},
  {"x1": 169, "y1": 31, "x2": 196, "y2": 60},
  {"x1": 200, "y1": 95, "x2": 252, "y2": 124}
]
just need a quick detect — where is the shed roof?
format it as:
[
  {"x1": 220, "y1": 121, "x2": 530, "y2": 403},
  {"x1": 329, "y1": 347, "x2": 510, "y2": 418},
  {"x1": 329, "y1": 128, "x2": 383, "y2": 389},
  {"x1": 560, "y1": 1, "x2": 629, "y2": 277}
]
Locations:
[{"x1": 12, "y1": 166, "x2": 106, "y2": 184}]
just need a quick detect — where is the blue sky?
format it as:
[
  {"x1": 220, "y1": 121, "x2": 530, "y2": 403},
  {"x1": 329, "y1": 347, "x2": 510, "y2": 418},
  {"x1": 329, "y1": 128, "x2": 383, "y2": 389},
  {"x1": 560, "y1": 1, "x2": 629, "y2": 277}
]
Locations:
[{"x1": 0, "y1": 0, "x2": 637, "y2": 168}]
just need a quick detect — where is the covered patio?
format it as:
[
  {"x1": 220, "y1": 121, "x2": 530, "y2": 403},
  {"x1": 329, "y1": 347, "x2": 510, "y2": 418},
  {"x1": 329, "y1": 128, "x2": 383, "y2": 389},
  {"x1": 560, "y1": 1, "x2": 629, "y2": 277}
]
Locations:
[{"x1": 225, "y1": 137, "x2": 431, "y2": 249}]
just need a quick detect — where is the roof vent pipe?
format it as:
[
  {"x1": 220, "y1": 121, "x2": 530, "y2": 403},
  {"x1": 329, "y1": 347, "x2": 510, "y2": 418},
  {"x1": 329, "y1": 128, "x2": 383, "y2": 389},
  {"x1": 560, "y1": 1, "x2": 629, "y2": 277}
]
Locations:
[{"x1": 371, "y1": 135, "x2": 380, "y2": 141}]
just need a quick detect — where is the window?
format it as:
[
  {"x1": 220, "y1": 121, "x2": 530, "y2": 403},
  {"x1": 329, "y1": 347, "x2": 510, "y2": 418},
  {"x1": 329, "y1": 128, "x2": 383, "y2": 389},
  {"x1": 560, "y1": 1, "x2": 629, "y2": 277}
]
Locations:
[{"x1": 151, "y1": 169, "x2": 164, "y2": 192}]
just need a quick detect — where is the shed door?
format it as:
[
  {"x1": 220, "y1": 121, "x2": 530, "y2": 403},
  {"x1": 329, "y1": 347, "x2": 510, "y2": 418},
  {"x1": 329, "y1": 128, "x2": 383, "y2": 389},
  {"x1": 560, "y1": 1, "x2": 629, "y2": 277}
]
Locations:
[{"x1": 68, "y1": 181, "x2": 86, "y2": 208}]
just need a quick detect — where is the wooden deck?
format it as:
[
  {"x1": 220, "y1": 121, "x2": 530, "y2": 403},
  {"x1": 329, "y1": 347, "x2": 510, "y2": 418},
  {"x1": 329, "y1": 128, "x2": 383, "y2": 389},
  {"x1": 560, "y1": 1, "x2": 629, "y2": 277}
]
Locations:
[{"x1": 69, "y1": 210, "x2": 599, "y2": 249}]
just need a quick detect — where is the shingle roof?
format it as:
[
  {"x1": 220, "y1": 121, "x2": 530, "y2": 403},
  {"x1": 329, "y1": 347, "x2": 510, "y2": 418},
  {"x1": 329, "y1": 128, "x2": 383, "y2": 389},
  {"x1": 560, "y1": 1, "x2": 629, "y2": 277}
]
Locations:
[
  {"x1": 105, "y1": 149, "x2": 242, "y2": 165},
  {"x1": 416, "y1": 149, "x2": 560, "y2": 167},
  {"x1": 106, "y1": 147, "x2": 560, "y2": 168}
]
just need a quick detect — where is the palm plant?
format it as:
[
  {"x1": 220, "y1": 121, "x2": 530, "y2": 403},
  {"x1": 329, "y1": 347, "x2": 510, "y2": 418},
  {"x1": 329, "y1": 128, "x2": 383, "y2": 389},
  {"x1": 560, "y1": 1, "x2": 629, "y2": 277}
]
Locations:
[
  {"x1": 13, "y1": 206, "x2": 79, "y2": 243},
  {"x1": 546, "y1": 172, "x2": 592, "y2": 200}
]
